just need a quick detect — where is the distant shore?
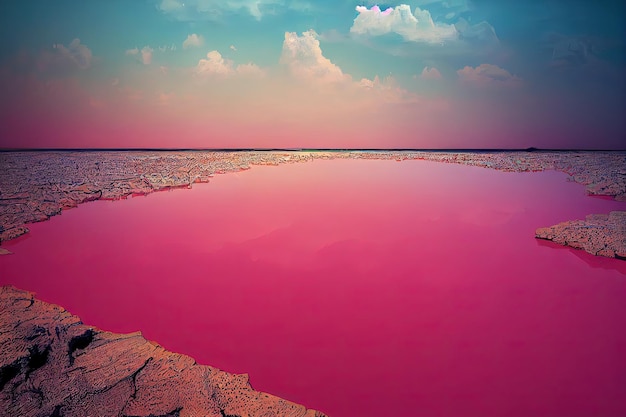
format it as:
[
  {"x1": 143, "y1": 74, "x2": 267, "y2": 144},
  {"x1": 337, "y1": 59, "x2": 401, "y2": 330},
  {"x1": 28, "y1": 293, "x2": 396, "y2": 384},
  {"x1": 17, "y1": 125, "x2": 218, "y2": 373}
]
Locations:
[{"x1": 1, "y1": 150, "x2": 624, "y2": 258}]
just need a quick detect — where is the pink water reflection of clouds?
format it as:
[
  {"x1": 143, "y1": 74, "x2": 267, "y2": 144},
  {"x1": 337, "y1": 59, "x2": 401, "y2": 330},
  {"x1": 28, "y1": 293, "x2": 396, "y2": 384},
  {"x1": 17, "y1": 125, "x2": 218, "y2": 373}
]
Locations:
[{"x1": 1, "y1": 159, "x2": 626, "y2": 417}]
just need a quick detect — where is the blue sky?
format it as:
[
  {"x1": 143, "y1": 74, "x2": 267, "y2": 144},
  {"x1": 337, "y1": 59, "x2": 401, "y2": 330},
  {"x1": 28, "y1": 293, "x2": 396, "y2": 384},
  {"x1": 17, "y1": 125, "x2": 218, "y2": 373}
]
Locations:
[{"x1": 0, "y1": 0, "x2": 624, "y2": 148}]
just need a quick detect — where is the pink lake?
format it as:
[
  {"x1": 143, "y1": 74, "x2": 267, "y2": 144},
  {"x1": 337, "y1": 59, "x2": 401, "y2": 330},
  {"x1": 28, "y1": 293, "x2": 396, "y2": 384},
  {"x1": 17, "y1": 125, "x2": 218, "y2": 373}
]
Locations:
[{"x1": 1, "y1": 158, "x2": 626, "y2": 417}]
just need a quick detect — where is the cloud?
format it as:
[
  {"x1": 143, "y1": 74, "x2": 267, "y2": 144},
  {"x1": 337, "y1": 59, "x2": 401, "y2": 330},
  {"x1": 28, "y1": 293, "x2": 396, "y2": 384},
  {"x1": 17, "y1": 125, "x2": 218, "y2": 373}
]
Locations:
[
  {"x1": 279, "y1": 30, "x2": 421, "y2": 106},
  {"x1": 357, "y1": 75, "x2": 422, "y2": 105},
  {"x1": 52, "y1": 39, "x2": 93, "y2": 69},
  {"x1": 183, "y1": 34, "x2": 204, "y2": 49},
  {"x1": 196, "y1": 50, "x2": 265, "y2": 77},
  {"x1": 158, "y1": 0, "x2": 184, "y2": 12},
  {"x1": 156, "y1": 0, "x2": 283, "y2": 21},
  {"x1": 230, "y1": 45, "x2": 237, "y2": 52},
  {"x1": 235, "y1": 62, "x2": 265, "y2": 77},
  {"x1": 546, "y1": 34, "x2": 604, "y2": 70},
  {"x1": 197, "y1": 50, "x2": 232, "y2": 75},
  {"x1": 457, "y1": 64, "x2": 522, "y2": 87},
  {"x1": 420, "y1": 66, "x2": 442, "y2": 80},
  {"x1": 350, "y1": 5, "x2": 457, "y2": 44},
  {"x1": 158, "y1": 44, "x2": 177, "y2": 52},
  {"x1": 454, "y1": 18, "x2": 499, "y2": 45},
  {"x1": 141, "y1": 46, "x2": 154, "y2": 65},
  {"x1": 125, "y1": 47, "x2": 139, "y2": 55},
  {"x1": 280, "y1": 30, "x2": 350, "y2": 84}
]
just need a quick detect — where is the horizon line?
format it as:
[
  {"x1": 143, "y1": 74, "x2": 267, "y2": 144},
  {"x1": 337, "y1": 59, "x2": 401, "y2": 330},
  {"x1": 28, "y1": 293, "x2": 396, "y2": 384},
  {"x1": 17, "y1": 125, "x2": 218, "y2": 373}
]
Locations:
[{"x1": 1, "y1": 147, "x2": 626, "y2": 152}]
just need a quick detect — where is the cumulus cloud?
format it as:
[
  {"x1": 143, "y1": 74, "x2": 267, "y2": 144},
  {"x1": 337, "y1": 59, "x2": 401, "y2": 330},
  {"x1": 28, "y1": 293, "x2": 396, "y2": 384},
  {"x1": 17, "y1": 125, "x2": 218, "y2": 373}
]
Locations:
[
  {"x1": 280, "y1": 30, "x2": 350, "y2": 84},
  {"x1": 52, "y1": 39, "x2": 93, "y2": 69},
  {"x1": 196, "y1": 50, "x2": 264, "y2": 77},
  {"x1": 279, "y1": 30, "x2": 420, "y2": 106},
  {"x1": 183, "y1": 34, "x2": 204, "y2": 49},
  {"x1": 457, "y1": 64, "x2": 522, "y2": 87},
  {"x1": 156, "y1": 0, "x2": 283, "y2": 21},
  {"x1": 420, "y1": 66, "x2": 442, "y2": 80},
  {"x1": 350, "y1": 5, "x2": 457, "y2": 44},
  {"x1": 197, "y1": 50, "x2": 232, "y2": 75},
  {"x1": 141, "y1": 46, "x2": 154, "y2": 65}
]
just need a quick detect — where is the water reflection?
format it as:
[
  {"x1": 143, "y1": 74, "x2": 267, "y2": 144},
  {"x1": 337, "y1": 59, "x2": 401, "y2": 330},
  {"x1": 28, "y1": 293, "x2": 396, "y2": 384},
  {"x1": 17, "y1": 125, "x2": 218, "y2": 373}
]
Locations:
[{"x1": 1, "y1": 159, "x2": 626, "y2": 417}]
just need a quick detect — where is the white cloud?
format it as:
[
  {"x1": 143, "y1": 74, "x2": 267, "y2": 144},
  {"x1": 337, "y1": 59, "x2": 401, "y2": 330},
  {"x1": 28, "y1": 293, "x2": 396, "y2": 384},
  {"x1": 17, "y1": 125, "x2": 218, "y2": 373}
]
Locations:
[
  {"x1": 183, "y1": 34, "x2": 204, "y2": 49},
  {"x1": 159, "y1": 44, "x2": 177, "y2": 52},
  {"x1": 230, "y1": 45, "x2": 237, "y2": 52},
  {"x1": 196, "y1": 50, "x2": 264, "y2": 77},
  {"x1": 350, "y1": 5, "x2": 457, "y2": 44},
  {"x1": 280, "y1": 30, "x2": 350, "y2": 84},
  {"x1": 197, "y1": 51, "x2": 232, "y2": 75},
  {"x1": 141, "y1": 46, "x2": 154, "y2": 65},
  {"x1": 235, "y1": 62, "x2": 265, "y2": 77},
  {"x1": 279, "y1": 30, "x2": 420, "y2": 106},
  {"x1": 457, "y1": 64, "x2": 522, "y2": 87},
  {"x1": 420, "y1": 66, "x2": 443, "y2": 80},
  {"x1": 52, "y1": 39, "x2": 93, "y2": 69},
  {"x1": 125, "y1": 47, "x2": 139, "y2": 56}
]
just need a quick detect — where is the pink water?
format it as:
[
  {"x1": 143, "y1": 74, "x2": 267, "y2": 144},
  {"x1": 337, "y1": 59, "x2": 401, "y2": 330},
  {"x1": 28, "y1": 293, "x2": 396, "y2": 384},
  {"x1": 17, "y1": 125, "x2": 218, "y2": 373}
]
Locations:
[{"x1": 2, "y1": 158, "x2": 626, "y2": 417}]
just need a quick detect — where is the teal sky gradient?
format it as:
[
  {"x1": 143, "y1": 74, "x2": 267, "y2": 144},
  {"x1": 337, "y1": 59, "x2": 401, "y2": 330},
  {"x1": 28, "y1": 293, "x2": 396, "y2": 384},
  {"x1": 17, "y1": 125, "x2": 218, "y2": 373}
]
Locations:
[{"x1": 0, "y1": 0, "x2": 624, "y2": 148}]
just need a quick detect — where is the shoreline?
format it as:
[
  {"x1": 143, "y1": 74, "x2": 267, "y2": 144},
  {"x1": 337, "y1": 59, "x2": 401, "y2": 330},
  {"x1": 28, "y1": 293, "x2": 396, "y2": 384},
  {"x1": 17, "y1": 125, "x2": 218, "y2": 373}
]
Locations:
[
  {"x1": 1, "y1": 150, "x2": 625, "y2": 259},
  {"x1": 0, "y1": 285, "x2": 327, "y2": 417}
]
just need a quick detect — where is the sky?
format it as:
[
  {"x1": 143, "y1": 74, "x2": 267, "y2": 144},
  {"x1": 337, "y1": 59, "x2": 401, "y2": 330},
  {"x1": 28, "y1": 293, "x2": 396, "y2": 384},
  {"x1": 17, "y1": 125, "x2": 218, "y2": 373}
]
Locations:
[{"x1": 0, "y1": 0, "x2": 624, "y2": 149}]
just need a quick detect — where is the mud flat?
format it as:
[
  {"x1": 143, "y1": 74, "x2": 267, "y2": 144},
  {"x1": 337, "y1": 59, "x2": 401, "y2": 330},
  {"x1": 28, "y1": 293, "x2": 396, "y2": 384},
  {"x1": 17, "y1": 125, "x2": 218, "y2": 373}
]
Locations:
[{"x1": 0, "y1": 285, "x2": 327, "y2": 417}]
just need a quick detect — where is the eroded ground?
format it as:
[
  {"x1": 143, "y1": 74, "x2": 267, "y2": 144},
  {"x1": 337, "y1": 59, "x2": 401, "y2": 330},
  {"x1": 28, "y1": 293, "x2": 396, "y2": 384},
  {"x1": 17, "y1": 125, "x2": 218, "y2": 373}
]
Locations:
[
  {"x1": 0, "y1": 286, "x2": 327, "y2": 417},
  {"x1": 0, "y1": 150, "x2": 624, "y2": 258}
]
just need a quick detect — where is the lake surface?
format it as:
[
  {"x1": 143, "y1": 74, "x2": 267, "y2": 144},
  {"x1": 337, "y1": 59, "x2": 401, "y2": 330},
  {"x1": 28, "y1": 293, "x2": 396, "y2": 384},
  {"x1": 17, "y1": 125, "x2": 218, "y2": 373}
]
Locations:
[{"x1": 2, "y1": 158, "x2": 626, "y2": 417}]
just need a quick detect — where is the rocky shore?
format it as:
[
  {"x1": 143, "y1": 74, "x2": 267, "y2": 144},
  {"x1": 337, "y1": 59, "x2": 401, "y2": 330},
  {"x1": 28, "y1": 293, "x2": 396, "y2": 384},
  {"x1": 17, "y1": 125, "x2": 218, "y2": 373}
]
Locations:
[
  {"x1": 0, "y1": 286, "x2": 327, "y2": 417},
  {"x1": 535, "y1": 211, "x2": 626, "y2": 259},
  {"x1": 1, "y1": 150, "x2": 624, "y2": 259}
]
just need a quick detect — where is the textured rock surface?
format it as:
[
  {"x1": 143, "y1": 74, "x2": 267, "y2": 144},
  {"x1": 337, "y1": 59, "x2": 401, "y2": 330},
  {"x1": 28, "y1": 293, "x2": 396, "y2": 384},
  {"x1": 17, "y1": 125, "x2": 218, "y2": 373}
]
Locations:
[
  {"x1": 536, "y1": 211, "x2": 626, "y2": 259},
  {"x1": 1, "y1": 150, "x2": 625, "y2": 258},
  {"x1": 0, "y1": 151, "x2": 322, "y2": 244},
  {"x1": 0, "y1": 286, "x2": 327, "y2": 417}
]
